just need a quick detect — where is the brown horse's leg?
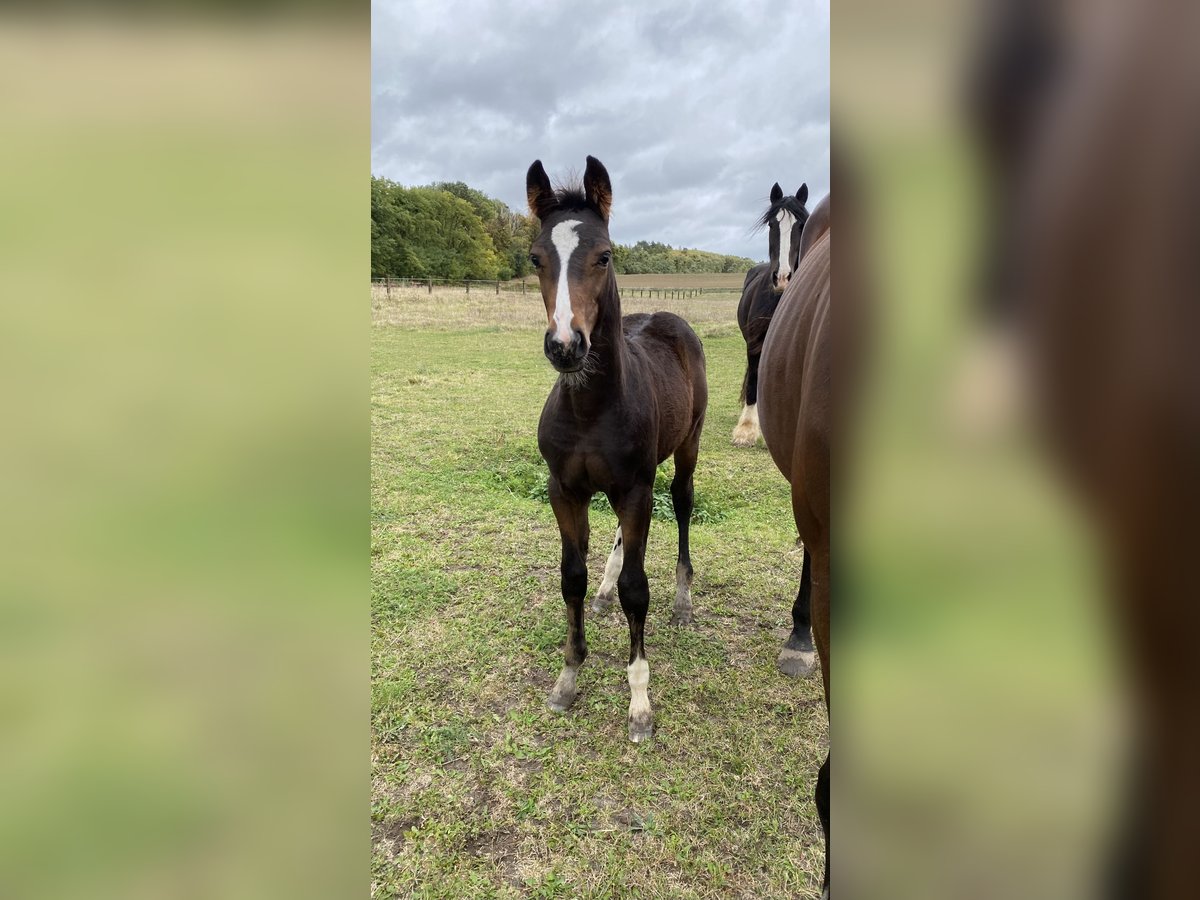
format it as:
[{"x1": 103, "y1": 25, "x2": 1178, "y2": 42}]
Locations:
[
  {"x1": 778, "y1": 547, "x2": 817, "y2": 677},
  {"x1": 810, "y1": 539, "x2": 831, "y2": 895},
  {"x1": 546, "y1": 477, "x2": 590, "y2": 713},
  {"x1": 591, "y1": 525, "x2": 622, "y2": 615},
  {"x1": 669, "y1": 424, "x2": 702, "y2": 626},
  {"x1": 616, "y1": 485, "x2": 654, "y2": 742},
  {"x1": 817, "y1": 751, "x2": 829, "y2": 898}
]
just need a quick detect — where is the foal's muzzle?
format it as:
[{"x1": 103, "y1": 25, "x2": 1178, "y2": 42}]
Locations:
[
  {"x1": 772, "y1": 268, "x2": 789, "y2": 292},
  {"x1": 545, "y1": 329, "x2": 587, "y2": 372}
]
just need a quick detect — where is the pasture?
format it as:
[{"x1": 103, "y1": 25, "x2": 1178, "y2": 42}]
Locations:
[{"x1": 371, "y1": 288, "x2": 828, "y2": 898}]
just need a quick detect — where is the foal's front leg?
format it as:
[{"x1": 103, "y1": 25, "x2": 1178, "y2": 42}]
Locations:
[
  {"x1": 547, "y1": 479, "x2": 589, "y2": 713},
  {"x1": 616, "y1": 486, "x2": 654, "y2": 742}
]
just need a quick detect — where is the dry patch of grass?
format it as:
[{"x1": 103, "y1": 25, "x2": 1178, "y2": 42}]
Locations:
[{"x1": 371, "y1": 287, "x2": 744, "y2": 338}]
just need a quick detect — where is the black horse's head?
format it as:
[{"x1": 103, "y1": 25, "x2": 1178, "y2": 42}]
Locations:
[
  {"x1": 526, "y1": 156, "x2": 616, "y2": 374},
  {"x1": 759, "y1": 182, "x2": 810, "y2": 293}
]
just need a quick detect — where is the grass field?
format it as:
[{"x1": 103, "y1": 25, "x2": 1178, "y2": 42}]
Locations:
[{"x1": 371, "y1": 290, "x2": 827, "y2": 898}]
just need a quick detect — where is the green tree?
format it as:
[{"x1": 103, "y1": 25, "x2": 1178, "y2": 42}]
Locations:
[{"x1": 372, "y1": 175, "x2": 756, "y2": 281}]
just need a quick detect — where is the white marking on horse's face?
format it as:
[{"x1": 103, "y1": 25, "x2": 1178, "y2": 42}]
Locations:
[
  {"x1": 550, "y1": 219, "x2": 582, "y2": 345},
  {"x1": 627, "y1": 656, "x2": 650, "y2": 718},
  {"x1": 776, "y1": 209, "x2": 797, "y2": 283}
]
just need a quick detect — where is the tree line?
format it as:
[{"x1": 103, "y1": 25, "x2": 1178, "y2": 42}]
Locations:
[{"x1": 371, "y1": 176, "x2": 757, "y2": 281}]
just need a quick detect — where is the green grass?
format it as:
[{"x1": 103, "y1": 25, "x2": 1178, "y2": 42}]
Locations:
[{"x1": 372, "y1": 300, "x2": 826, "y2": 898}]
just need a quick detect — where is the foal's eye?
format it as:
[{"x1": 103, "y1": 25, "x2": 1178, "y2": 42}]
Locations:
[
  {"x1": 597, "y1": 252, "x2": 611, "y2": 268},
  {"x1": 529, "y1": 254, "x2": 541, "y2": 269}
]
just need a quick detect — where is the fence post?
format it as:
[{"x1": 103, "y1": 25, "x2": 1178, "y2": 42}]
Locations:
[
  {"x1": 385, "y1": 276, "x2": 392, "y2": 298},
  {"x1": 427, "y1": 279, "x2": 432, "y2": 294},
  {"x1": 496, "y1": 281, "x2": 500, "y2": 295},
  {"x1": 465, "y1": 280, "x2": 470, "y2": 294},
  {"x1": 522, "y1": 280, "x2": 526, "y2": 295}
]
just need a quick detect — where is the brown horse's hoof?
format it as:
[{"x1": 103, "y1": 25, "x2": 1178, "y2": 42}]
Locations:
[
  {"x1": 628, "y1": 717, "x2": 654, "y2": 743},
  {"x1": 777, "y1": 646, "x2": 817, "y2": 678}
]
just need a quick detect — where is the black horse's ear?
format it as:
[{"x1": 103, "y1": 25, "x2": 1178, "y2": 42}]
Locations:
[
  {"x1": 584, "y1": 156, "x2": 613, "y2": 222},
  {"x1": 526, "y1": 160, "x2": 557, "y2": 221},
  {"x1": 796, "y1": 183, "x2": 809, "y2": 204},
  {"x1": 770, "y1": 183, "x2": 784, "y2": 203}
]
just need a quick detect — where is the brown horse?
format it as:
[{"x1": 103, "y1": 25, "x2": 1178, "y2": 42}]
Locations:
[
  {"x1": 758, "y1": 193, "x2": 830, "y2": 898},
  {"x1": 978, "y1": 4, "x2": 1200, "y2": 894},
  {"x1": 526, "y1": 156, "x2": 708, "y2": 743}
]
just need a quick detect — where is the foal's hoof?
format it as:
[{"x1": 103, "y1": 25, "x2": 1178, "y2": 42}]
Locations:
[
  {"x1": 669, "y1": 608, "x2": 694, "y2": 627},
  {"x1": 590, "y1": 591, "x2": 615, "y2": 615},
  {"x1": 628, "y1": 717, "x2": 654, "y2": 743},
  {"x1": 547, "y1": 672, "x2": 578, "y2": 712},
  {"x1": 777, "y1": 646, "x2": 817, "y2": 678}
]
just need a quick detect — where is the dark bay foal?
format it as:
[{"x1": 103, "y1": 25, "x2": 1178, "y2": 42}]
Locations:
[{"x1": 526, "y1": 156, "x2": 708, "y2": 743}]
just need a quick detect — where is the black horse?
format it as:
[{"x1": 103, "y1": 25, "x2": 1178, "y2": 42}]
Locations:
[
  {"x1": 730, "y1": 183, "x2": 817, "y2": 678},
  {"x1": 732, "y1": 183, "x2": 809, "y2": 448},
  {"x1": 526, "y1": 156, "x2": 709, "y2": 743}
]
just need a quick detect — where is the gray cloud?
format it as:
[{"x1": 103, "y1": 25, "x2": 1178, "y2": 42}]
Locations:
[{"x1": 372, "y1": 0, "x2": 829, "y2": 261}]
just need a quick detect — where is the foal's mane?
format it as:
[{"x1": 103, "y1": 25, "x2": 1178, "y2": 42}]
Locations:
[
  {"x1": 755, "y1": 194, "x2": 810, "y2": 231},
  {"x1": 549, "y1": 174, "x2": 604, "y2": 218}
]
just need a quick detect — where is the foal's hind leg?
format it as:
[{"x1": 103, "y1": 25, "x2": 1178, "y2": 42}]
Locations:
[
  {"x1": 669, "y1": 424, "x2": 702, "y2": 626},
  {"x1": 778, "y1": 546, "x2": 818, "y2": 677},
  {"x1": 591, "y1": 526, "x2": 623, "y2": 615},
  {"x1": 546, "y1": 478, "x2": 590, "y2": 713},
  {"x1": 616, "y1": 486, "x2": 655, "y2": 742}
]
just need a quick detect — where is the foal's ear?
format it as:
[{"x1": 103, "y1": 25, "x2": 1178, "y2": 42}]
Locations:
[
  {"x1": 770, "y1": 183, "x2": 783, "y2": 203},
  {"x1": 526, "y1": 160, "x2": 557, "y2": 221},
  {"x1": 796, "y1": 183, "x2": 809, "y2": 205},
  {"x1": 584, "y1": 156, "x2": 613, "y2": 223}
]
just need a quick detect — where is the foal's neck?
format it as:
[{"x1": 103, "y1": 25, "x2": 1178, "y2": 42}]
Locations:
[{"x1": 561, "y1": 275, "x2": 626, "y2": 411}]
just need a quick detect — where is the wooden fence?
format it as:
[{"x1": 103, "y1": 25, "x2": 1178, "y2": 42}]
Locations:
[{"x1": 370, "y1": 276, "x2": 738, "y2": 300}]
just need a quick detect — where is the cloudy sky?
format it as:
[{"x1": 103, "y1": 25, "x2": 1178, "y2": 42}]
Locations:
[{"x1": 372, "y1": 0, "x2": 829, "y2": 262}]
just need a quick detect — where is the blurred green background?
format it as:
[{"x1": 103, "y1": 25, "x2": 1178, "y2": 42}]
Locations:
[
  {"x1": 0, "y1": 11, "x2": 367, "y2": 900},
  {"x1": 837, "y1": 3, "x2": 1125, "y2": 898}
]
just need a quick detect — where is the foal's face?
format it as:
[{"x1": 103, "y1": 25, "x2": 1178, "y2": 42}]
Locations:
[
  {"x1": 528, "y1": 212, "x2": 613, "y2": 371},
  {"x1": 766, "y1": 182, "x2": 809, "y2": 293},
  {"x1": 526, "y1": 156, "x2": 615, "y2": 373}
]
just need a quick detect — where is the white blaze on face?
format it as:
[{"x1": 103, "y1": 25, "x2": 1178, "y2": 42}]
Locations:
[
  {"x1": 550, "y1": 219, "x2": 582, "y2": 344},
  {"x1": 776, "y1": 209, "x2": 797, "y2": 282}
]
